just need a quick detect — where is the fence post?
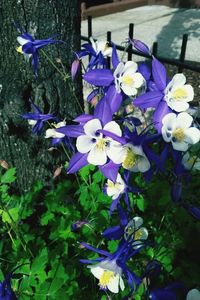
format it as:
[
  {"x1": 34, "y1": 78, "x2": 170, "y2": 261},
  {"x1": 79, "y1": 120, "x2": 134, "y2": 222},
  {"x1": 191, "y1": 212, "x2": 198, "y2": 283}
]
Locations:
[
  {"x1": 128, "y1": 23, "x2": 134, "y2": 60},
  {"x1": 88, "y1": 15, "x2": 92, "y2": 39},
  {"x1": 152, "y1": 42, "x2": 158, "y2": 56},
  {"x1": 107, "y1": 31, "x2": 112, "y2": 69},
  {"x1": 178, "y1": 34, "x2": 188, "y2": 73}
]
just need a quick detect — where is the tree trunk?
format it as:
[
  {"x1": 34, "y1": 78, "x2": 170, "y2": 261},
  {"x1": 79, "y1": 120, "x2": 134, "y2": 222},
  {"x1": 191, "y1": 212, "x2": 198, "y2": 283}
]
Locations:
[{"x1": 0, "y1": 0, "x2": 83, "y2": 193}]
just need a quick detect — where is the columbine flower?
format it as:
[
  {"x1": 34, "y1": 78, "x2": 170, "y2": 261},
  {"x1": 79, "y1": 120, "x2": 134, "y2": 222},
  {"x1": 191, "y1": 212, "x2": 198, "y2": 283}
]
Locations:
[
  {"x1": 124, "y1": 216, "x2": 148, "y2": 248},
  {"x1": 182, "y1": 152, "x2": 200, "y2": 171},
  {"x1": 16, "y1": 31, "x2": 62, "y2": 75},
  {"x1": 121, "y1": 143, "x2": 150, "y2": 172},
  {"x1": 164, "y1": 74, "x2": 194, "y2": 112},
  {"x1": 22, "y1": 101, "x2": 56, "y2": 134},
  {"x1": 80, "y1": 239, "x2": 143, "y2": 294},
  {"x1": 106, "y1": 173, "x2": 126, "y2": 200},
  {"x1": 76, "y1": 118, "x2": 123, "y2": 166},
  {"x1": 89, "y1": 260, "x2": 125, "y2": 294},
  {"x1": 90, "y1": 37, "x2": 112, "y2": 58},
  {"x1": 114, "y1": 61, "x2": 145, "y2": 96},
  {"x1": 161, "y1": 112, "x2": 200, "y2": 151},
  {"x1": 186, "y1": 289, "x2": 200, "y2": 300}
]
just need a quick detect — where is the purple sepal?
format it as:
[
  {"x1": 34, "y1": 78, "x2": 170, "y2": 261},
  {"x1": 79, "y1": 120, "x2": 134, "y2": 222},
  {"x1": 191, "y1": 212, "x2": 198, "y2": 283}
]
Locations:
[
  {"x1": 73, "y1": 114, "x2": 94, "y2": 124},
  {"x1": 87, "y1": 89, "x2": 99, "y2": 102},
  {"x1": 106, "y1": 84, "x2": 123, "y2": 114},
  {"x1": 182, "y1": 204, "x2": 200, "y2": 220},
  {"x1": 67, "y1": 152, "x2": 88, "y2": 174},
  {"x1": 71, "y1": 59, "x2": 80, "y2": 80},
  {"x1": 153, "y1": 101, "x2": 172, "y2": 133},
  {"x1": 138, "y1": 62, "x2": 151, "y2": 81},
  {"x1": 129, "y1": 38, "x2": 151, "y2": 56},
  {"x1": 111, "y1": 43, "x2": 120, "y2": 69},
  {"x1": 79, "y1": 258, "x2": 104, "y2": 264},
  {"x1": 83, "y1": 69, "x2": 114, "y2": 86},
  {"x1": 118, "y1": 204, "x2": 128, "y2": 227},
  {"x1": 94, "y1": 97, "x2": 112, "y2": 126},
  {"x1": 110, "y1": 196, "x2": 121, "y2": 214},
  {"x1": 56, "y1": 125, "x2": 84, "y2": 137},
  {"x1": 133, "y1": 91, "x2": 163, "y2": 109},
  {"x1": 52, "y1": 138, "x2": 62, "y2": 145},
  {"x1": 80, "y1": 242, "x2": 110, "y2": 256},
  {"x1": 99, "y1": 129, "x2": 127, "y2": 145},
  {"x1": 102, "y1": 225, "x2": 123, "y2": 240},
  {"x1": 149, "y1": 289, "x2": 178, "y2": 300},
  {"x1": 152, "y1": 56, "x2": 167, "y2": 91},
  {"x1": 99, "y1": 161, "x2": 120, "y2": 182}
]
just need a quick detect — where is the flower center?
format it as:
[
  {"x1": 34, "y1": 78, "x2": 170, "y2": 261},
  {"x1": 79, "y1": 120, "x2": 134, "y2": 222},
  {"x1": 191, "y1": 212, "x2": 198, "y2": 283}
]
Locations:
[
  {"x1": 122, "y1": 75, "x2": 134, "y2": 86},
  {"x1": 172, "y1": 88, "x2": 187, "y2": 100},
  {"x1": 172, "y1": 128, "x2": 185, "y2": 142},
  {"x1": 16, "y1": 46, "x2": 23, "y2": 54},
  {"x1": 122, "y1": 147, "x2": 138, "y2": 169},
  {"x1": 99, "y1": 270, "x2": 115, "y2": 288},
  {"x1": 134, "y1": 229, "x2": 143, "y2": 240},
  {"x1": 95, "y1": 138, "x2": 106, "y2": 150}
]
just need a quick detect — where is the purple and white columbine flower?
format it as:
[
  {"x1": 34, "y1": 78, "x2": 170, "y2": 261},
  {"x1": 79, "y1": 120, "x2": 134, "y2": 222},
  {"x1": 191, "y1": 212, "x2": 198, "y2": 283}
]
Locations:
[
  {"x1": 90, "y1": 37, "x2": 112, "y2": 58},
  {"x1": 106, "y1": 173, "x2": 126, "y2": 200},
  {"x1": 76, "y1": 118, "x2": 123, "y2": 166},
  {"x1": 164, "y1": 74, "x2": 194, "y2": 112},
  {"x1": 121, "y1": 143, "x2": 150, "y2": 172},
  {"x1": 124, "y1": 216, "x2": 148, "y2": 249},
  {"x1": 114, "y1": 61, "x2": 145, "y2": 96},
  {"x1": 161, "y1": 112, "x2": 200, "y2": 151}
]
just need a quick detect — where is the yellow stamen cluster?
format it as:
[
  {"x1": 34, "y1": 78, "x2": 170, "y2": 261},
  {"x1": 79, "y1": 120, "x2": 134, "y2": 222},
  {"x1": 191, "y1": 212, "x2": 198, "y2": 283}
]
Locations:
[
  {"x1": 134, "y1": 229, "x2": 143, "y2": 240},
  {"x1": 122, "y1": 147, "x2": 138, "y2": 169},
  {"x1": 99, "y1": 270, "x2": 115, "y2": 288},
  {"x1": 172, "y1": 88, "x2": 187, "y2": 100},
  {"x1": 122, "y1": 75, "x2": 134, "y2": 86},
  {"x1": 16, "y1": 46, "x2": 23, "y2": 54},
  {"x1": 96, "y1": 139, "x2": 106, "y2": 150},
  {"x1": 172, "y1": 128, "x2": 185, "y2": 142}
]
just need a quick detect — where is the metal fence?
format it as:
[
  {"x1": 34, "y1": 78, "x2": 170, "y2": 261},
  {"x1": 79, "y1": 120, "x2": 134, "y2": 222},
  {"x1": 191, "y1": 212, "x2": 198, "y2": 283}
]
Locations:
[{"x1": 81, "y1": 16, "x2": 200, "y2": 73}]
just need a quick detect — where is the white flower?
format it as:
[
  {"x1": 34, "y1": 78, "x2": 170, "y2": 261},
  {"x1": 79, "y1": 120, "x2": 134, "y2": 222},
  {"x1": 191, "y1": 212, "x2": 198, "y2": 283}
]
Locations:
[
  {"x1": 124, "y1": 216, "x2": 148, "y2": 248},
  {"x1": 186, "y1": 289, "x2": 200, "y2": 300},
  {"x1": 164, "y1": 74, "x2": 194, "y2": 112},
  {"x1": 162, "y1": 112, "x2": 200, "y2": 151},
  {"x1": 90, "y1": 37, "x2": 112, "y2": 57},
  {"x1": 45, "y1": 121, "x2": 66, "y2": 139},
  {"x1": 106, "y1": 173, "x2": 126, "y2": 200},
  {"x1": 182, "y1": 152, "x2": 200, "y2": 171},
  {"x1": 121, "y1": 143, "x2": 150, "y2": 172},
  {"x1": 76, "y1": 119, "x2": 124, "y2": 166},
  {"x1": 88, "y1": 260, "x2": 125, "y2": 294},
  {"x1": 114, "y1": 61, "x2": 145, "y2": 96}
]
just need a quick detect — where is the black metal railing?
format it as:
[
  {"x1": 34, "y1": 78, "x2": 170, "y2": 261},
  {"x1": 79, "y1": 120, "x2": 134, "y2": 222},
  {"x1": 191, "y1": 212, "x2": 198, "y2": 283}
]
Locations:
[{"x1": 81, "y1": 16, "x2": 200, "y2": 73}]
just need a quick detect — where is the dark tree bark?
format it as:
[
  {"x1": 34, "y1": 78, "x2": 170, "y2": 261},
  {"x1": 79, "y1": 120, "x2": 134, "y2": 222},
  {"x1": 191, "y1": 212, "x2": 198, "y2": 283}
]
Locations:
[{"x1": 0, "y1": 0, "x2": 83, "y2": 193}]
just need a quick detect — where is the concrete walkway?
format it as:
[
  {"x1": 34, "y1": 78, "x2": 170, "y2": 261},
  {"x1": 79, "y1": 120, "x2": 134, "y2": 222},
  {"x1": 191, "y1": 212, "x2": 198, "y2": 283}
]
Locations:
[{"x1": 81, "y1": 5, "x2": 200, "y2": 63}]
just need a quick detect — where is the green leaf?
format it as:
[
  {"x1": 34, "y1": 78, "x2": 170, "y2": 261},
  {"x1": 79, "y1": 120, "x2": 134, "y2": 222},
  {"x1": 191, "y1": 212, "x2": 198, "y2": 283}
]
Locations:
[
  {"x1": 108, "y1": 240, "x2": 118, "y2": 252},
  {"x1": 1, "y1": 168, "x2": 16, "y2": 184},
  {"x1": 1, "y1": 207, "x2": 19, "y2": 223},
  {"x1": 136, "y1": 194, "x2": 145, "y2": 212}
]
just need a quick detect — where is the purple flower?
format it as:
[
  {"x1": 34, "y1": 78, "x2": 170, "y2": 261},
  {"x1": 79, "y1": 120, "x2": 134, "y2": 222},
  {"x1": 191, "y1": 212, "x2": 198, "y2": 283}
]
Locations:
[
  {"x1": 16, "y1": 31, "x2": 63, "y2": 75},
  {"x1": 22, "y1": 101, "x2": 56, "y2": 135}
]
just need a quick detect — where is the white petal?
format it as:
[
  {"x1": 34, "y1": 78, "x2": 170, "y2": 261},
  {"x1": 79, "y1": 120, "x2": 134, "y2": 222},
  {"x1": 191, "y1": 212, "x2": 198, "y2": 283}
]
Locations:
[
  {"x1": 172, "y1": 73, "x2": 186, "y2": 87},
  {"x1": 114, "y1": 62, "x2": 124, "y2": 77},
  {"x1": 56, "y1": 121, "x2": 66, "y2": 128},
  {"x1": 176, "y1": 112, "x2": 193, "y2": 128},
  {"x1": 76, "y1": 135, "x2": 94, "y2": 153},
  {"x1": 184, "y1": 127, "x2": 200, "y2": 144},
  {"x1": 132, "y1": 72, "x2": 145, "y2": 88},
  {"x1": 103, "y1": 121, "x2": 122, "y2": 136},
  {"x1": 162, "y1": 113, "x2": 177, "y2": 127},
  {"x1": 162, "y1": 126, "x2": 172, "y2": 142},
  {"x1": 168, "y1": 101, "x2": 189, "y2": 112},
  {"x1": 181, "y1": 84, "x2": 194, "y2": 101},
  {"x1": 107, "y1": 142, "x2": 124, "y2": 164},
  {"x1": 172, "y1": 141, "x2": 188, "y2": 151},
  {"x1": 133, "y1": 216, "x2": 143, "y2": 229},
  {"x1": 119, "y1": 277, "x2": 125, "y2": 291},
  {"x1": 186, "y1": 289, "x2": 200, "y2": 300},
  {"x1": 89, "y1": 37, "x2": 97, "y2": 52},
  {"x1": 45, "y1": 129, "x2": 55, "y2": 138},
  {"x1": 87, "y1": 146, "x2": 107, "y2": 165},
  {"x1": 84, "y1": 119, "x2": 102, "y2": 137},
  {"x1": 139, "y1": 227, "x2": 148, "y2": 240},
  {"x1": 89, "y1": 266, "x2": 104, "y2": 279},
  {"x1": 17, "y1": 36, "x2": 28, "y2": 45},
  {"x1": 121, "y1": 84, "x2": 137, "y2": 96},
  {"x1": 138, "y1": 157, "x2": 151, "y2": 172},
  {"x1": 107, "y1": 275, "x2": 120, "y2": 293},
  {"x1": 123, "y1": 61, "x2": 138, "y2": 73}
]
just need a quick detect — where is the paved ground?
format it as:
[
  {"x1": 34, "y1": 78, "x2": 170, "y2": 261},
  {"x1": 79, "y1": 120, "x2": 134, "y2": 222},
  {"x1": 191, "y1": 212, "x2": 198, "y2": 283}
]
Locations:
[
  {"x1": 81, "y1": 5, "x2": 200, "y2": 105},
  {"x1": 81, "y1": 5, "x2": 200, "y2": 62}
]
